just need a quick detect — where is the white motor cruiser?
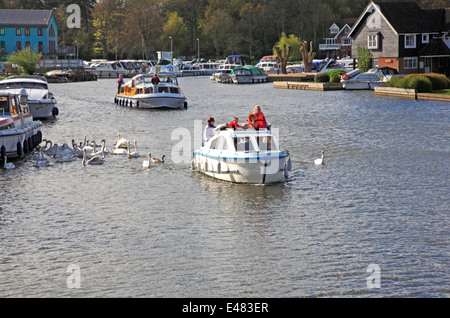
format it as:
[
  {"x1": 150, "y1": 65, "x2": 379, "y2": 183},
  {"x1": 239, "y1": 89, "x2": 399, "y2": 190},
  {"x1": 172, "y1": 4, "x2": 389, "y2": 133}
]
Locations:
[
  {"x1": 0, "y1": 76, "x2": 58, "y2": 119},
  {"x1": 114, "y1": 74, "x2": 187, "y2": 109},
  {"x1": 0, "y1": 89, "x2": 43, "y2": 160},
  {"x1": 192, "y1": 127, "x2": 291, "y2": 184}
]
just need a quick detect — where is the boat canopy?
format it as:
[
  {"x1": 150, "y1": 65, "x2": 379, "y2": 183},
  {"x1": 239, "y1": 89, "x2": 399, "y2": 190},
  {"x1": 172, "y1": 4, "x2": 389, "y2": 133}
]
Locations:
[
  {"x1": 226, "y1": 55, "x2": 245, "y2": 65},
  {"x1": 231, "y1": 65, "x2": 264, "y2": 75}
]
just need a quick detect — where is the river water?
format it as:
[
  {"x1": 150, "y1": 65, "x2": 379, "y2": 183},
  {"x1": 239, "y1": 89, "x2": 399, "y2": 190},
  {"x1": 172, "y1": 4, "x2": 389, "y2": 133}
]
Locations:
[{"x1": 0, "y1": 76, "x2": 448, "y2": 297}]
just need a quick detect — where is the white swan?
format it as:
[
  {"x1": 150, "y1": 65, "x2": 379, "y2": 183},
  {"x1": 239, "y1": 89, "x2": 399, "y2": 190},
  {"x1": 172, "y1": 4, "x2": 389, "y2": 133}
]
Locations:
[
  {"x1": 112, "y1": 147, "x2": 127, "y2": 155},
  {"x1": 2, "y1": 156, "x2": 15, "y2": 169},
  {"x1": 82, "y1": 148, "x2": 104, "y2": 165},
  {"x1": 89, "y1": 142, "x2": 106, "y2": 159},
  {"x1": 314, "y1": 150, "x2": 324, "y2": 165},
  {"x1": 152, "y1": 154, "x2": 166, "y2": 163},
  {"x1": 114, "y1": 134, "x2": 129, "y2": 149},
  {"x1": 127, "y1": 140, "x2": 141, "y2": 159},
  {"x1": 34, "y1": 148, "x2": 50, "y2": 167},
  {"x1": 143, "y1": 153, "x2": 151, "y2": 168},
  {"x1": 33, "y1": 148, "x2": 46, "y2": 160}
]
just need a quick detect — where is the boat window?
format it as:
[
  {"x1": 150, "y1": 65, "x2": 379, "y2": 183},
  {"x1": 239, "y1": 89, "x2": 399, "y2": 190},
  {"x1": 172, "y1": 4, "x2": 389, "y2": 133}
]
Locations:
[
  {"x1": 170, "y1": 87, "x2": 179, "y2": 94},
  {"x1": 0, "y1": 82, "x2": 47, "y2": 89},
  {"x1": 158, "y1": 86, "x2": 169, "y2": 93},
  {"x1": 257, "y1": 135, "x2": 279, "y2": 151},
  {"x1": 0, "y1": 96, "x2": 9, "y2": 113},
  {"x1": 144, "y1": 87, "x2": 153, "y2": 94},
  {"x1": 210, "y1": 136, "x2": 228, "y2": 150},
  {"x1": 10, "y1": 96, "x2": 18, "y2": 114},
  {"x1": 235, "y1": 137, "x2": 257, "y2": 152}
]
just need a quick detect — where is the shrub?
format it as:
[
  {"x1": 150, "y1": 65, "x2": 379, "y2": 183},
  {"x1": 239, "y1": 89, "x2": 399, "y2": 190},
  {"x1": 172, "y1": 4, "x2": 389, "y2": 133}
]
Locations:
[
  {"x1": 314, "y1": 72, "x2": 329, "y2": 83},
  {"x1": 386, "y1": 76, "x2": 404, "y2": 88},
  {"x1": 328, "y1": 69, "x2": 346, "y2": 83},
  {"x1": 405, "y1": 74, "x2": 433, "y2": 93},
  {"x1": 7, "y1": 50, "x2": 42, "y2": 75},
  {"x1": 422, "y1": 73, "x2": 449, "y2": 90}
]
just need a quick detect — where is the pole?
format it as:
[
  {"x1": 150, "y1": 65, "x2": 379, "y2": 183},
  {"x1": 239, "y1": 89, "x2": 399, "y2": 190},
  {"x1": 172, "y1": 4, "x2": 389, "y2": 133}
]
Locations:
[
  {"x1": 197, "y1": 38, "x2": 200, "y2": 62},
  {"x1": 115, "y1": 39, "x2": 118, "y2": 61},
  {"x1": 169, "y1": 36, "x2": 173, "y2": 64}
]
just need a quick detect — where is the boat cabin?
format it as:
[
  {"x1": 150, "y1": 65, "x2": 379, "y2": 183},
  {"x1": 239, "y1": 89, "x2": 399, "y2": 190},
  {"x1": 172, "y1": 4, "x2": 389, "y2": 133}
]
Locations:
[
  {"x1": 206, "y1": 129, "x2": 279, "y2": 154},
  {"x1": 118, "y1": 74, "x2": 181, "y2": 96}
]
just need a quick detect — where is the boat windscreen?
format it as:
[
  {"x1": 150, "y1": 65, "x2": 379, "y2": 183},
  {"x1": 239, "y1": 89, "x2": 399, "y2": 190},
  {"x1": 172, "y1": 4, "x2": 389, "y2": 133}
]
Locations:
[
  {"x1": 0, "y1": 96, "x2": 9, "y2": 113},
  {"x1": 0, "y1": 82, "x2": 47, "y2": 89}
]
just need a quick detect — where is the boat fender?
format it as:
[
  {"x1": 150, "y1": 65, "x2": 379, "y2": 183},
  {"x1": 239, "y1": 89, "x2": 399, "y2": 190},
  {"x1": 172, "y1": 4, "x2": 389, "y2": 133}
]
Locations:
[
  {"x1": 288, "y1": 158, "x2": 292, "y2": 171},
  {"x1": 114, "y1": 97, "x2": 117, "y2": 104},
  {"x1": 284, "y1": 165, "x2": 289, "y2": 178},
  {"x1": 23, "y1": 139, "x2": 28, "y2": 154},
  {"x1": 125, "y1": 100, "x2": 129, "y2": 107},
  {"x1": 17, "y1": 142, "x2": 22, "y2": 157},
  {"x1": 191, "y1": 159, "x2": 196, "y2": 170},
  {"x1": 52, "y1": 107, "x2": 59, "y2": 117},
  {"x1": 136, "y1": 101, "x2": 139, "y2": 108},
  {"x1": 205, "y1": 161, "x2": 209, "y2": 172},
  {"x1": 1, "y1": 146, "x2": 6, "y2": 159},
  {"x1": 130, "y1": 101, "x2": 132, "y2": 107},
  {"x1": 27, "y1": 137, "x2": 32, "y2": 153},
  {"x1": 184, "y1": 101, "x2": 188, "y2": 109},
  {"x1": 217, "y1": 162, "x2": 221, "y2": 174}
]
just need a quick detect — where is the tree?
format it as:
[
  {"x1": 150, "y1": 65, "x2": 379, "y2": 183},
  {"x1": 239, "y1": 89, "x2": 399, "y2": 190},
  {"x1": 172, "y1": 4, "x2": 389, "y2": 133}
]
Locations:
[
  {"x1": 161, "y1": 12, "x2": 189, "y2": 58},
  {"x1": 300, "y1": 40, "x2": 316, "y2": 72},
  {"x1": 357, "y1": 46, "x2": 372, "y2": 72},
  {"x1": 200, "y1": 6, "x2": 233, "y2": 58},
  {"x1": 273, "y1": 43, "x2": 291, "y2": 74},
  {"x1": 273, "y1": 33, "x2": 301, "y2": 61},
  {"x1": 8, "y1": 50, "x2": 42, "y2": 74}
]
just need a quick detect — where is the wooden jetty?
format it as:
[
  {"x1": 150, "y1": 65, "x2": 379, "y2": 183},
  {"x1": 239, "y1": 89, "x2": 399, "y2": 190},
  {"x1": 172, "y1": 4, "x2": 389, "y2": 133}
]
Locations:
[{"x1": 273, "y1": 81, "x2": 343, "y2": 91}]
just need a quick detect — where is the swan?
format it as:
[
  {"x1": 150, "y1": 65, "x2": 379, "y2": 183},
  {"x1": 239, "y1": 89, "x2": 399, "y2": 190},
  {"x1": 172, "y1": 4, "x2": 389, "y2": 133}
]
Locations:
[
  {"x1": 55, "y1": 146, "x2": 77, "y2": 163},
  {"x1": 152, "y1": 154, "x2": 166, "y2": 163},
  {"x1": 45, "y1": 140, "x2": 57, "y2": 155},
  {"x1": 2, "y1": 156, "x2": 15, "y2": 169},
  {"x1": 89, "y1": 142, "x2": 106, "y2": 159},
  {"x1": 82, "y1": 148, "x2": 104, "y2": 165},
  {"x1": 143, "y1": 153, "x2": 151, "y2": 168},
  {"x1": 314, "y1": 150, "x2": 324, "y2": 165},
  {"x1": 33, "y1": 147, "x2": 46, "y2": 160},
  {"x1": 34, "y1": 149, "x2": 49, "y2": 167},
  {"x1": 112, "y1": 147, "x2": 127, "y2": 155},
  {"x1": 127, "y1": 140, "x2": 141, "y2": 159},
  {"x1": 114, "y1": 134, "x2": 129, "y2": 149}
]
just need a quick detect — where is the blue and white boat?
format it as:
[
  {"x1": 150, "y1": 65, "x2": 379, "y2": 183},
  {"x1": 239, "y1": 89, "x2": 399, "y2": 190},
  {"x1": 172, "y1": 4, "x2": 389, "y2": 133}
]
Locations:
[{"x1": 192, "y1": 128, "x2": 291, "y2": 184}]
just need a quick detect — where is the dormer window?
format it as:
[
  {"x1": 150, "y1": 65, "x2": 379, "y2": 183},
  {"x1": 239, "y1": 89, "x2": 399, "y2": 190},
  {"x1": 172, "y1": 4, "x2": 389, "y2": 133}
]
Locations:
[
  {"x1": 330, "y1": 24, "x2": 339, "y2": 34},
  {"x1": 15, "y1": 28, "x2": 21, "y2": 36},
  {"x1": 25, "y1": 28, "x2": 30, "y2": 36},
  {"x1": 422, "y1": 34, "x2": 429, "y2": 44}
]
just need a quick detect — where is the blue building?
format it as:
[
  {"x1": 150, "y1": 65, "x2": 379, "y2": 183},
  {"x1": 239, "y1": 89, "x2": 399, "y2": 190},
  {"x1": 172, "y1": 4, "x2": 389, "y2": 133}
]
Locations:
[{"x1": 0, "y1": 9, "x2": 58, "y2": 59}]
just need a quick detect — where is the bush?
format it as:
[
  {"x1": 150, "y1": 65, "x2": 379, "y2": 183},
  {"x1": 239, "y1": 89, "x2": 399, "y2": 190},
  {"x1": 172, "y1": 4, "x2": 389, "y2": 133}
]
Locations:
[
  {"x1": 328, "y1": 69, "x2": 346, "y2": 83},
  {"x1": 386, "y1": 76, "x2": 404, "y2": 88},
  {"x1": 422, "y1": 73, "x2": 450, "y2": 90},
  {"x1": 7, "y1": 50, "x2": 42, "y2": 75},
  {"x1": 405, "y1": 74, "x2": 433, "y2": 93},
  {"x1": 314, "y1": 72, "x2": 329, "y2": 83}
]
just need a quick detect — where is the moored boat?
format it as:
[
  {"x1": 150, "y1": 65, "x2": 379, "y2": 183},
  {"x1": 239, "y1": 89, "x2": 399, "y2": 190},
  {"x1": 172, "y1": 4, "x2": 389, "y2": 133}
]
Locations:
[
  {"x1": 0, "y1": 90, "x2": 43, "y2": 160},
  {"x1": 192, "y1": 128, "x2": 291, "y2": 184},
  {"x1": 230, "y1": 65, "x2": 269, "y2": 84},
  {"x1": 114, "y1": 74, "x2": 187, "y2": 109},
  {"x1": 211, "y1": 55, "x2": 245, "y2": 83},
  {"x1": 340, "y1": 69, "x2": 386, "y2": 90},
  {"x1": 0, "y1": 75, "x2": 58, "y2": 119}
]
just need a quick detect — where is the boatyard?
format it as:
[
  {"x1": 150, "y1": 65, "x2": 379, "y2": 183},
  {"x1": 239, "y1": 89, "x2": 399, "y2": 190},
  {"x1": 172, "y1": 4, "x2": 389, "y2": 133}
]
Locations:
[{"x1": 0, "y1": 0, "x2": 449, "y2": 302}]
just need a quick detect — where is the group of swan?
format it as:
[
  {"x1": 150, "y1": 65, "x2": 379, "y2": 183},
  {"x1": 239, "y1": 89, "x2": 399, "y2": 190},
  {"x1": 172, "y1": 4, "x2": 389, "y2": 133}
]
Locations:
[{"x1": 113, "y1": 134, "x2": 165, "y2": 168}]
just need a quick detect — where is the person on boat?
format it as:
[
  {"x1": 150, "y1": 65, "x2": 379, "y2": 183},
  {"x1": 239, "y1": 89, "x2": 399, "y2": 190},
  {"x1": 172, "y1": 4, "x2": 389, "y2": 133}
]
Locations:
[
  {"x1": 151, "y1": 73, "x2": 160, "y2": 85},
  {"x1": 252, "y1": 105, "x2": 267, "y2": 129},
  {"x1": 117, "y1": 75, "x2": 124, "y2": 93},
  {"x1": 243, "y1": 114, "x2": 257, "y2": 130},
  {"x1": 204, "y1": 117, "x2": 215, "y2": 143},
  {"x1": 228, "y1": 117, "x2": 241, "y2": 130}
]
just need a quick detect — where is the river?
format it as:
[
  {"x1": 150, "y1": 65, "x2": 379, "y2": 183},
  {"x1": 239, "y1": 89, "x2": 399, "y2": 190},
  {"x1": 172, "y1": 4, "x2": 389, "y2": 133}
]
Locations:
[{"x1": 0, "y1": 76, "x2": 448, "y2": 297}]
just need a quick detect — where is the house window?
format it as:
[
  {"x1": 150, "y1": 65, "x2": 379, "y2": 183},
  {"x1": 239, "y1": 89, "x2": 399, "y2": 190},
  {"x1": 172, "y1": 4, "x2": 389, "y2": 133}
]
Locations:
[
  {"x1": 38, "y1": 28, "x2": 43, "y2": 36},
  {"x1": 342, "y1": 37, "x2": 351, "y2": 46},
  {"x1": 25, "y1": 41, "x2": 30, "y2": 51},
  {"x1": 368, "y1": 34, "x2": 378, "y2": 49},
  {"x1": 38, "y1": 41, "x2": 43, "y2": 53},
  {"x1": 422, "y1": 34, "x2": 429, "y2": 44},
  {"x1": 0, "y1": 28, "x2": 4, "y2": 36},
  {"x1": 404, "y1": 34, "x2": 416, "y2": 48},
  {"x1": 330, "y1": 25, "x2": 339, "y2": 34},
  {"x1": 404, "y1": 57, "x2": 418, "y2": 69},
  {"x1": 16, "y1": 28, "x2": 21, "y2": 36},
  {"x1": 49, "y1": 40, "x2": 55, "y2": 54},
  {"x1": 25, "y1": 28, "x2": 30, "y2": 36},
  {"x1": 0, "y1": 41, "x2": 5, "y2": 54},
  {"x1": 49, "y1": 24, "x2": 55, "y2": 38},
  {"x1": 16, "y1": 41, "x2": 21, "y2": 51}
]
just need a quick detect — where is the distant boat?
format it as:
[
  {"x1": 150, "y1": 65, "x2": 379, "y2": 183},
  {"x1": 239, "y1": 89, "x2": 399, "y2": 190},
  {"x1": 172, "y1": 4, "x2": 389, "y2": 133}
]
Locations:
[
  {"x1": 230, "y1": 65, "x2": 269, "y2": 84},
  {"x1": 340, "y1": 69, "x2": 386, "y2": 90},
  {"x1": 211, "y1": 55, "x2": 245, "y2": 83}
]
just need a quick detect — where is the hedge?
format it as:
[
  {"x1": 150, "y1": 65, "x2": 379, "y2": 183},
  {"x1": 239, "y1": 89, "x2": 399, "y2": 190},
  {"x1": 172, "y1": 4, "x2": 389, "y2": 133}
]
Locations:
[
  {"x1": 329, "y1": 69, "x2": 346, "y2": 83},
  {"x1": 422, "y1": 73, "x2": 450, "y2": 90},
  {"x1": 386, "y1": 75, "x2": 433, "y2": 93},
  {"x1": 314, "y1": 72, "x2": 329, "y2": 83}
]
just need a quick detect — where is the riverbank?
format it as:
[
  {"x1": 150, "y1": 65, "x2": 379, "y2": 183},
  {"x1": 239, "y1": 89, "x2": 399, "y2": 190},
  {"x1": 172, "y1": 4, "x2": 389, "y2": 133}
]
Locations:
[{"x1": 375, "y1": 87, "x2": 450, "y2": 102}]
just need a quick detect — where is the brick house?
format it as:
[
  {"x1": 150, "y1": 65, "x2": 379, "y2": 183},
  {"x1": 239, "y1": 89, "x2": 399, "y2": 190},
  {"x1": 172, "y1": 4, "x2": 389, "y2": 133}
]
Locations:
[
  {"x1": 320, "y1": 19, "x2": 357, "y2": 59},
  {"x1": 349, "y1": 0, "x2": 450, "y2": 75}
]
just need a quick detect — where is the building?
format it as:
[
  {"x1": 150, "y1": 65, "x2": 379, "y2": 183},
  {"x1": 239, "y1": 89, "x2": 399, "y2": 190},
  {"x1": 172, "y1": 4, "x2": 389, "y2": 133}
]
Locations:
[
  {"x1": 0, "y1": 9, "x2": 58, "y2": 59},
  {"x1": 319, "y1": 19, "x2": 357, "y2": 59},
  {"x1": 349, "y1": 0, "x2": 450, "y2": 75}
]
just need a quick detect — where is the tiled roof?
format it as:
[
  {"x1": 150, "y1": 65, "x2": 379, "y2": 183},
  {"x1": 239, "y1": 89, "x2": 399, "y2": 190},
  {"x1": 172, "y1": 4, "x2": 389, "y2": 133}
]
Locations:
[
  {"x1": 0, "y1": 9, "x2": 54, "y2": 27},
  {"x1": 324, "y1": 18, "x2": 357, "y2": 38},
  {"x1": 419, "y1": 39, "x2": 450, "y2": 57},
  {"x1": 374, "y1": 1, "x2": 445, "y2": 33}
]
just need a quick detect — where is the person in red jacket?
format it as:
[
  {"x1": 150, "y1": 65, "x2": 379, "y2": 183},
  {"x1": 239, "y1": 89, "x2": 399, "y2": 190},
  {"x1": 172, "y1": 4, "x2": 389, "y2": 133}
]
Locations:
[
  {"x1": 252, "y1": 105, "x2": 267, "y2": 129},
  {"x1": 228, "y1": 117, "x2": 241, "y2": 130}
]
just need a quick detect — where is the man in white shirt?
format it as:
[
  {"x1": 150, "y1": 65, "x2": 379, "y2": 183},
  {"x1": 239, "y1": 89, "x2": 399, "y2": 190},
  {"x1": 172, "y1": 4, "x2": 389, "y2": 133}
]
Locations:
[{"x1": 204, "y1": 117, "x2": 215, "y2": 143}]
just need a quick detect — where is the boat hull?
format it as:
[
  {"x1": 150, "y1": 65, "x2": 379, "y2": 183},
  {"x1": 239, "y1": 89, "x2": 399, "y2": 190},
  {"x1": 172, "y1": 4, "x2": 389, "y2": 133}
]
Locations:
[
  {"x1": 28, "y1": 99, "x2": 57, "y2": 119},
  {"x1": 193, "y1": 152, "x2": 290, "y2": 184},
  {"x1": 0, "y1": 121, "x2": 42, "y2": 158},
  {"x1": 115, "y1": 94, "x2": 186, "y2": 109},
  {"x1": 231, "y1": 75, "x2": 269, "y2": 84}
]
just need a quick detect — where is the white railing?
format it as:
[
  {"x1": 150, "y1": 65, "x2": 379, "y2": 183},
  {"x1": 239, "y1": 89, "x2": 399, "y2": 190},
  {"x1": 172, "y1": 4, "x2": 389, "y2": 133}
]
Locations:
[
  {"x1": 319, "y1": 44, "x2": 341, "y2": 50},
  {"x1": 38, "y1": 59, "x2": 83, "y2": 70}
]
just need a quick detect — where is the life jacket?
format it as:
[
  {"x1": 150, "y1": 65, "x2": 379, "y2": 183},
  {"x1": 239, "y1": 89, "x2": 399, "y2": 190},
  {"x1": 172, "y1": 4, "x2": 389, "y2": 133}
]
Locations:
[
  {"x1": 253, "y1": 111, "x2": 267, "y2": 128},
  {"x1": 228, "y1": 122, "x2": 239, "y2": 129}
]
